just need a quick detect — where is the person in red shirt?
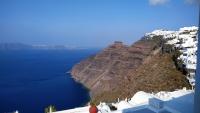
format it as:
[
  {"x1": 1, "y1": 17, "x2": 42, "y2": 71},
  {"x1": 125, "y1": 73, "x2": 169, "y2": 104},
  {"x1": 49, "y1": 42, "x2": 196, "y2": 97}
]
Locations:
[{"x1": 89, "y1": 102, "x2": 98, "y2": 113}]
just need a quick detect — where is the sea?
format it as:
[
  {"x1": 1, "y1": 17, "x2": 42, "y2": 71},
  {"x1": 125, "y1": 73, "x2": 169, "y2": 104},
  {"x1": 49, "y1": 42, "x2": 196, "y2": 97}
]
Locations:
[{"x1": 0, "y1": 49, "x2": 99, "y2": 113}]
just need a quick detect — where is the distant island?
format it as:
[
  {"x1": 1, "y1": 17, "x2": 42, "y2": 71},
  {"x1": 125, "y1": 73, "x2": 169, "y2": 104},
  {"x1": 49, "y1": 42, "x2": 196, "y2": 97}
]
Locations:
[{"x1": 0, "y1": 43, "x2": 91, "y2": 50}]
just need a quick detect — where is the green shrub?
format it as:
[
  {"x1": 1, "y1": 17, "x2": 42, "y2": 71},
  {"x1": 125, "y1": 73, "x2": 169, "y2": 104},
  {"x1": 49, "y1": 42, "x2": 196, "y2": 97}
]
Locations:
[{"x1": 44, "y1": 105, "x2": 56, "y2": 113}]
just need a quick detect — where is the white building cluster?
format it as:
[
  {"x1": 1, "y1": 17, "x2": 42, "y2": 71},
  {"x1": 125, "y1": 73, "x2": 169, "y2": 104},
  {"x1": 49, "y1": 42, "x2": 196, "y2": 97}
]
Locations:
[{"x1": 145, "y1": 26, "x2": 198, "y2": 87}]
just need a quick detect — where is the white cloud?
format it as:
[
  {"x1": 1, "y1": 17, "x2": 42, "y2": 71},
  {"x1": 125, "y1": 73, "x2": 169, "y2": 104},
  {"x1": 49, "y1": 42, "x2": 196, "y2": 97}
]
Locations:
[{"x1": 149, "y1": 0, "x2": 170, "y2": 6}]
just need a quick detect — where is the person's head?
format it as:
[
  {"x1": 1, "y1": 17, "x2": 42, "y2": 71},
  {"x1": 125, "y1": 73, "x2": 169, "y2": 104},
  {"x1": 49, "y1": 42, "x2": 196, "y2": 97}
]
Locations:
[{"x1": 90, "y1": 101, "x2": 95, "y2": 106}]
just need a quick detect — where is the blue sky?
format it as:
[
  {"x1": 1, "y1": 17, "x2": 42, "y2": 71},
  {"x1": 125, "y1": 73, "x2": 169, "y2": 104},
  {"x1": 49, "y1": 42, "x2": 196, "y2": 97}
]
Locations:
[{"x1": 0, "y1": 0, "x2": 198, "y2": 48}]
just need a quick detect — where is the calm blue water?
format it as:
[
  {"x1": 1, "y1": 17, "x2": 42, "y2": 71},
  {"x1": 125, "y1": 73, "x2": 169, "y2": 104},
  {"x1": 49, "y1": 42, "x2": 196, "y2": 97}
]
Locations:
[{"x1": 0, "y1": 49, "x2": 99, "y2": 113}]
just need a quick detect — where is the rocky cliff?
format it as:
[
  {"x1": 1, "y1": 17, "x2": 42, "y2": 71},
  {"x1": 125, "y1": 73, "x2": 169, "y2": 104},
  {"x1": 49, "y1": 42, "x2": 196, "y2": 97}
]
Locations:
[{"x1": 71, "y1": 36, "x2": 190, "y2": 103}]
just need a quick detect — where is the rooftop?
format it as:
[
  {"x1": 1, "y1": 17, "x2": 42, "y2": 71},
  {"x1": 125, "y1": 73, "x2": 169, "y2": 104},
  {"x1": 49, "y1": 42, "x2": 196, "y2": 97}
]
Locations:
[{"x1": 53, "y1": 89, "x2": 194, "y2": 113}]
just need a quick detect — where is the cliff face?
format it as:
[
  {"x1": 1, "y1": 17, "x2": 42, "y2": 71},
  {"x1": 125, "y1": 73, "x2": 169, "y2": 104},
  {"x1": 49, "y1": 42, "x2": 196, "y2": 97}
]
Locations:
[{"x1": 71, "y1": 37, "x2": 190, "y2": 103}]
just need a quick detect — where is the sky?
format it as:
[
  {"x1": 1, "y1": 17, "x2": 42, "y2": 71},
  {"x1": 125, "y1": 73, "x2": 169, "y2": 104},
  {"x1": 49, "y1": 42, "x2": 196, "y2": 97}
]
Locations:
[{"x1": 0, "y1": 0, "x2": 198, "y2": 48}]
